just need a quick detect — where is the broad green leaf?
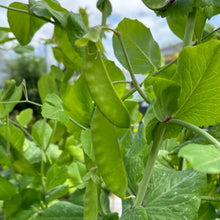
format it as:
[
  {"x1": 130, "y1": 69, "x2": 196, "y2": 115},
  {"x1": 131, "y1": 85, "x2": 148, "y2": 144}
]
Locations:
[
  {"x1": 142, "y1": 0, "x2": 171, "y2": 10},
  {"x1": 113, "y1": 18, "x2": 161, "y2": 74},
  {"x1": 81, "y1": 129, "x2": 95, "y2": 162},
  {"x1": 156, "y1": 0, "x2": 194, "y2": 18},
  {"x1": 11, "y1": 205, "x2": 40, "y2": 220},
  {"x1": 144, "y1": 76, "x2": 181, "y2": 121},
  {"x1": 0, "y1": 122, "x2": 25, "y2": 153},
  {"x1": 178, "y1": 144, "x2": 220, "y2": 174},
  {"x1": 121, "y1": 206, "x2": 148, "y2": 220},
  {"x1": 68, "y1": 188, "x2": 85, "y2": 206},
  {"x1": 39, "y1": 201, "x2": 84, "y2": 220},
  {"x1": 31, "y1": 0, "x2": 68, "y2": 27},
  {"x1": 32, "y1": 120, "x2": 52, "y2": 149},
  {"x1": 7, "y1": 2, "x2": 46, "y2": 45},
  {"x1": 24, "y1": 140, "x2": 41, "y2": 164},
  {"x1": 63, "y1": 75, "x2": 93, "y2": 128},
  {"x1": 196, "y1": 0, "x2": 220, "y2": 7},
  {"x1": 38, "y1": 74, "x2": 58, "y2": 103},
  {"x1": 20, "y1": 188, "x2": 41, "y2": 209},
  {"x1": 67, "y1": 12, "x2": 88, "y2": 56},
  {"x1": 198, "y1": 202, "x2": 216, "y2": 220},
  {"x1": 68, "y1": 162, "x2": 86, "y2": 185},
  {"x1": 46, "y1": 144, "x2": 62, "y2": 161},
  {"x1": 0, "y1": 82, "x2": 23, "y2": 119},
  {"x1": 172, "y1": 40, "x2": 220, "y2": 126},
  {"x1": 45, "y1": 185, "x2": 69, "y2": 204},
  {"x1": 0, "y1": 145, "x2": 11, "y2": 166},
  {"x1": 144, "y1": 166, "x2": 206, "y2": 220},
  {"x1": 3, "y1": 194, "x2": 22, "y2": 216},
  {"x1": 0, "y1": 177, "x2": 16, "y2": 200},
  {"x1": 84, "y1": 179, "x2": 98, "y2": 220},
  {"x1": 46, "y1": 164, "x2": 68, "y2": 190},
  {"x1": 16, "y1": 108, "x2": 33, "y2": 127},
  {"x1": 42, "y1": 93, "x2": 69, "y2": 123},
  {"x1": 54, "y1": 26, "x2": 82, "y2": 72}
]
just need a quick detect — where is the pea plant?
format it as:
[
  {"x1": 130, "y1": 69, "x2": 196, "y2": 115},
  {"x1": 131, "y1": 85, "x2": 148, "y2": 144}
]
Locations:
[{"x1": 0, "y1": 0, "x2": 220, "y2": 219}]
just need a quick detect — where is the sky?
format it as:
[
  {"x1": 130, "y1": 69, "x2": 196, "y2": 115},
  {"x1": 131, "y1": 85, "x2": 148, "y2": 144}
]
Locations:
[{"x1": 0, "y1": 0, "x2": 220, "y2": 63}]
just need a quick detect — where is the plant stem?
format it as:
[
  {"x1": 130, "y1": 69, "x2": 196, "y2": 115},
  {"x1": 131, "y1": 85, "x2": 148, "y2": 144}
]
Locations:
[
  {"x1": 134, "y1": 122, "x2": 167, "y2": 207},
  {"x1": 183, "y1": 7, "x2": 197, "y2": 48},
  {"x1": 169, "y1": 119, "x2": 220, "y2": 149},
  {"x1": 45, "y1": 121, "x2": 57, "y2": 152},
  {"x1": 0, "y1": 100, "x2": 42, "y2": 107},
  {"x1": 201, "y1": 26, "x2": 220, "y2": 42},
  {"x1": 6, "y1": 116, "x2": 10, "y2": 155},
  {"x1": 69, "y1": 117, "x2": 88, "y2": 130},
  {"x1": 115, "y1": 31, "x2": 151, "y2": 104},
  {"x1": 0, "y1": 4, "x2": 55, "y2": 25},
  {"x1": 112, "y1": 80, "x2": 132, "y2": 85}
]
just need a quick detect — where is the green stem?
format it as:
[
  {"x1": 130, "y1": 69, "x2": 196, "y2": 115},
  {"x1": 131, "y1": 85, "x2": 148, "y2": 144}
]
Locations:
[
  {"x1": 152, "y1": 58, "x2": 177, "y2": 77},
  {"x1": 115, "y1": 31, "x2": 151, "y2": 104},
  {"x1": 6, "y1": 116, "x2": 10, "y2": 155},
  {"x1": 134, "y1": 122, "x2": 167, "y2": 207},
  {"x1": 201, "y1": 26, "x2": 220, "y2": 42},
  {"x1": 0, "y1": 4, "x2": 55, "y2": 25},
  {"x1": 183, "y1": 7, "x2": 197, "y2": 48},
  {"x1": 0, "y1": 100, "x2": 42, "y2": 107},
  {"x1": 112, "y1": 80, "x2": 132, "y2": 85},
  {"x1": 169, "y1": 119, "x2": 220, "y2": 149},
  {"x1": 69, "y1": 117, "x2": 88, "y2": 130},
  {"x1": 45, "y1": 121, "x2": 57, "y2": 151}
]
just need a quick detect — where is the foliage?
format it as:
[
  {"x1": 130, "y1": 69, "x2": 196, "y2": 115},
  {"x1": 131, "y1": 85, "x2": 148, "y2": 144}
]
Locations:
[{"x1": 0, "y1": 0, "x2": 220, "y2": 219}]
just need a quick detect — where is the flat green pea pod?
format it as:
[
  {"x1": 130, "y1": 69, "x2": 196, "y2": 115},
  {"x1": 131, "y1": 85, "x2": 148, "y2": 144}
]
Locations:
[
  {"x1": 82, "y1": 41, "x2": 130, "y2": 128},
  {"x1": 91, "y1": 108, "x2": 128, "y2": 199},
  {"x1": 84, "y1": 179, "x2": 98, "y2": 220},
  {"x1": 142, "y1": 0, "x2": 174, "y2": 10}
]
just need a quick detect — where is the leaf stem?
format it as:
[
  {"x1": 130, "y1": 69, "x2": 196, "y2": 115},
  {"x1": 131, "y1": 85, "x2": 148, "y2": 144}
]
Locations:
[
  {"x1": 0, "y1": 4, "x2": 55, "y2": 25},
  {"x1": 183, "y1": 7, "x2": 197, "y2": 48},
  {"x1": 169, "y1": 119, "x2": 220, "y2": 149},
  {"x1": 115, "y1": 31, "x2": 151, "y2": 104},
  {"x1": 134, "y1": 122, "x2": 167, "y2": 207},
  {"x1": 112, "y1": 80, "x2": 132, "y2": 85},
  {"x1": 6, "y1": 116, "x2": 10, "y2": 155},
  {"x1": 69, "y1": 117, "x2": 88, "y2": 130},
  {"x1": 201, "y1": 196, "x2": 220, "y2": 202}
]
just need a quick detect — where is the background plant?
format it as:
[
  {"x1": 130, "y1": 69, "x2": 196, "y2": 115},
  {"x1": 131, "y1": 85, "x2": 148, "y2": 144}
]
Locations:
[{"x1": 0, "y1": 0, "x2": 220, "y2": 220}]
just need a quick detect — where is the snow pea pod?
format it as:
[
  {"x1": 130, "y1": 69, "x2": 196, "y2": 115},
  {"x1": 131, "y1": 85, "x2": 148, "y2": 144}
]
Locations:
[
  {"x1": 82, "y1": 41, "x2": 130, "y2": 128},
  {"x1": 84, "y1": 179, "x2": 98, "y2": 220},
  {"x1": 91, "y1": 108, "x2": 128, "y2": 199}
]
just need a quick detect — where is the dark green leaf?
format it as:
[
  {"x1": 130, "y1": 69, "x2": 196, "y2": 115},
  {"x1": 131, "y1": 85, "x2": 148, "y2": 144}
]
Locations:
[
  {"x1": 113, "y1": 18, "x2": 161, "y2": 74},
  {"x1": 97, "y1": 0, "x2": 112, "y2": 17},
  {"x1": 121, "y1": 206, "x2": 148, "y2": 220},
  {"x1": 3, "y1": 194, "x2": 22, "y2": 216},
  {"x1": 0, "y1": 177, "x2": 16, "y2": 200},
  {"x1": 39, "y1": 201, "x2": 83, "y2": 220},
  {"x1": 173, "y1": 39, "x2": 220, "y2": 126},
  {"x1": 198, "y1": 202, "x2": 216, "y2": 220},
  {"x1": 7, "y1": 2, "x2": 46, "y2": 45},
  {"x1": 144, "y1": 166, "x2": 206, "y2": 220},
  {"x1": 196, "y1": 0, "x2": 220, "y2": 7},
  {"x1": 178, "y1": 144, "x2": 220, "y2": 174}
]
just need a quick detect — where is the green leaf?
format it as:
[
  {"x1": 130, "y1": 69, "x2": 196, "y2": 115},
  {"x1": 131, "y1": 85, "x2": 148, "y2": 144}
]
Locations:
[
  {"x1": 0, "y1": 177, "x2": 16, "y2": 200},
  {"x1": 68, "y1": 162, "x2": 86, "y2": 185},
  {"x1": 39, "y1": 201, "x2": 84, "y2": 220},
  {"x1": 7, "y1": 2, "x2": 46, "y2": 45},
  {"x1": 42, "y1": 93, "x2": 69, "y2": 123},
  {"x1": 46, "y1": 164, "x2": 68, "y2": 190},
  {"x1": 172, "y1": 39, "x2": 220, "y2": 126},
  {"x1": 144, "y1": 75, "x2": 181, "y2": 121},
  {"x1": 13, "y1": 44, "x2": 34, "y2": 54},
  {"x1": 54, "y1": 26, "x2": 82, "y2": 72},
  {"x1": 3, "y1": 194, "x2": 22, "y2": 216},
  {"x1": 198, "y1": 202, "x2": 216, "y2": 220},
  {"x1": 45, "y1": 185, "x2": 69, "y2": 204},
  {"x1": 32, "y1": 120, "x2": 52, "y2": 149},
  {"x1": 38, "y1": 74, "x2": 58, "y2": 103},
  {"x1": 63, "y1": 75, "x2": 93, "y2": 128},
  {"x1": 196, "y1": 0, "x2": 220, "y2": 7},
  {"x1": 0, "y1": 82, "x2": 23, "y2": 119},
  {"x1": 20, "y1": 188, "x2": 41, "y2": 209},
  {"x1": 178, "y1": 144, "x2": 220, "y2": 174},
  {"x1": 113, "y1": 18, "x2": 161, "y2": 74},
  {"x1": 16, "y1": 108, "x2": 33, "y2": 127},
  {"x1": 81, "y1": 129, "x2": 95, "y2": 162},
  {"x1": 121, "y1": 206, "x2": 148, "y2": 220},
  {"x1": 144, "y1": 166, "x2": 206, "y2": 220}
]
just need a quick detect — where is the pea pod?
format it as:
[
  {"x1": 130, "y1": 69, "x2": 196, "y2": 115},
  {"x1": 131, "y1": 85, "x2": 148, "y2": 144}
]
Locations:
[
  {"x1": 91, "y1": 108, "x2": 128, "y2": 199},
  {"x1": 82, "y1": 41, "x2": 130, "y2": 128},
  {"x1": 84, "y1": 178, "x2": 98, "y2": 220}
]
